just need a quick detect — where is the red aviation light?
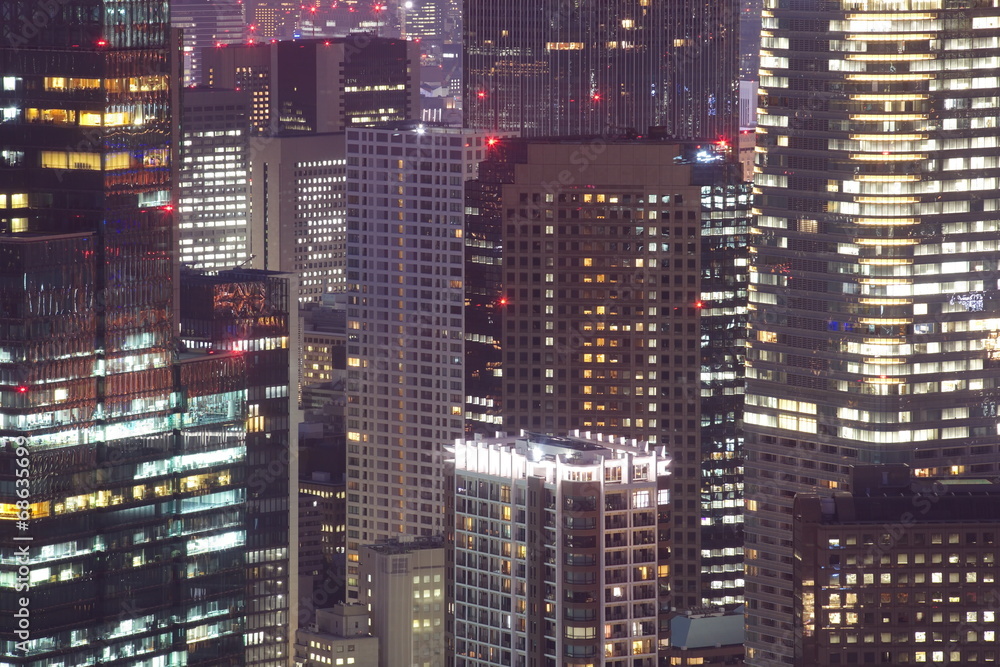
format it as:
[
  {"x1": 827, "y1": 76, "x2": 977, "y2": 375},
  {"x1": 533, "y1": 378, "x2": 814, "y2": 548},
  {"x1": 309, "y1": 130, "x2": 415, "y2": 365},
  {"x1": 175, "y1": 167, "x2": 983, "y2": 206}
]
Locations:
[
  {"x1": 486, "y1": 137, "x2": 499, "y2": 147},
  {"x1": 16, "y1": 385, "x2": 29, "y2": 394}
]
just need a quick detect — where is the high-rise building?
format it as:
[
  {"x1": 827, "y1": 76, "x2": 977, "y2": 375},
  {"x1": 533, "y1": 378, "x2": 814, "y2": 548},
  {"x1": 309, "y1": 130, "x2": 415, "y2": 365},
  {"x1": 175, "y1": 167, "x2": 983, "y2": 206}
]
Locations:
[
  {"x1": 464, "y1": 138, "x2": 749, "y2": 610},
  {"x1": 794, "y1": 466, "x2": 1000, "y2": 666},
  {"x1": 248, "y1": 132, "x2": 348, "y2": 302},
  {"x1": 0, "y1": 11, "x2": 264, "y2": 667},
  {"x1": 178, "y1": 268, "x2": 299, "y2": 666},
  {"x1": 358, "y1": 537, "x2": 447, "y2": 667},
  {"x1": 171, "y1": 0, "x2": 247, "y2": 86},
  {"x1": 300, "y1": 303, "x2": 347, "y2": 392},
  {"x1": 400, "y1": 0, "x2": 443, "y2": 40},
  {"x1": 299, "y1": 473, "x2": 346, "y2": 581},
  {"x1": 296, "y1": 1, "x2": 403, "y2": 41},
  {"x1": 202, "y1": 37, "x2": 423, "y2": 303},
  {"x1": 662, "y1": 608, "x2": 746, "y2": 666},
  {"x1": 178, "y1": 87, "x2": 253, "y2": 271},
  {"x1": 344, "y1": 122, "x2": 500, "y2": 593},
  {"x1": 739, "y1": 0, "x2": 763, "y2": 79},
  {"x1": 747, "y1": 2, "x2": 1000, "y2": 664},
  {"x1": 203, "y1": 37, "x2": 421, "y2": 136},
  {"x1": 249, "y1": 0, "x2": 300, "y2": 39},
  {"x1": 464, "y1": 0, "x2": 738, "y2": 140},
  {"x1": 448, "y1": 431, "x2": 672, "y2": 666}
]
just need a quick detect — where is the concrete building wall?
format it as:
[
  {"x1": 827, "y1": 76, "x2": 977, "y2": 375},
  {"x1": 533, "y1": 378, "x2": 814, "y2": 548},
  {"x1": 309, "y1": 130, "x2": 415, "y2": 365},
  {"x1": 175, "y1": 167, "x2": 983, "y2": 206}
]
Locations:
[
  {"x1": 359, "y1": 541, "x2": 447, "y2": 667},
  {"x1": 249, "y1": 132, "x2": 347, "y2": 302},
  {"x1": 344, "y1": 124, "x2": 502, "y2": 591}
]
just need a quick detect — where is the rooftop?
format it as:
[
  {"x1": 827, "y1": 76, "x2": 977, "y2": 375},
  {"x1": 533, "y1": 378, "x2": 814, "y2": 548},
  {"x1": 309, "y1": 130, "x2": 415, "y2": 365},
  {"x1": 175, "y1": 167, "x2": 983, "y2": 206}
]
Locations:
[
  {"x1": 362, "y1": 536, "x2": 444, "y2": 555},
  {"x1": 670, "y1": 606, "x2": 745, "y2": 649}
]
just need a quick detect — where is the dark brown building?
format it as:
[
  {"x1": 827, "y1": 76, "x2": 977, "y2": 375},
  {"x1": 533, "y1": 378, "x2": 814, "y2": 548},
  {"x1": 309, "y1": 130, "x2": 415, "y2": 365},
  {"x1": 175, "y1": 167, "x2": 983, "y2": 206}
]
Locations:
[
  {"x1": 794, "y1": 466, "x2": 1000, "y2": 666},
  {"x1": 465, "y1": 138, "x2": 749, "y2": 610}
]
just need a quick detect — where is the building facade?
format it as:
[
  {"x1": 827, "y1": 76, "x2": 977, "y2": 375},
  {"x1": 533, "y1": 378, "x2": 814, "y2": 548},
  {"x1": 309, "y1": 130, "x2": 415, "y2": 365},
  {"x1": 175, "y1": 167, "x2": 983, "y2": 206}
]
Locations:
[
  {"x1": 449, "y1": 432, "x2": 672, "y2": 666},
  {"x1": 794, "y1": 468, "x2": 1000, "y2": 666},
  {"x1": 249, "y1": 132, "x2": 347, "y2": 302},
  {"x1": 294, "y1": 604, "x2": 379, "y2": 667},
  {"x1": 0, "y1": 10, "x2": 260, "y2": 666},
  {"x1": 300, "y1": 303, "x2": 347, "y2": 399},
  {"x1": 179, "y1": 268, "x2": 299, "y2": 666},
  {"x1": 299, "y1": 474, "x2": 346, "y2": 578},
  {"x1": 747, "y1": 0, "x2": 1000, "y2": 664},
  {"x1": 464, "y1": 138, "x2": 749, "y2": 610},
  {"x1": 358, "y1": 538, "x2": 447, "y2": 667},
  {"x1": 171, "y1": 0, "x2": 247, "y2": 86},
  {"x1": 344, "y1": 123, "x2": 500, "y2": 593},
  {"x1": 178, "y1": 87, "x2": 253, "y2": 271},
  {"x1": 464, "y1": 0, "x2": 738, "y2": 140},
  {"x1": 203, "y1": 37, "x2": 421, "y2": 136}
]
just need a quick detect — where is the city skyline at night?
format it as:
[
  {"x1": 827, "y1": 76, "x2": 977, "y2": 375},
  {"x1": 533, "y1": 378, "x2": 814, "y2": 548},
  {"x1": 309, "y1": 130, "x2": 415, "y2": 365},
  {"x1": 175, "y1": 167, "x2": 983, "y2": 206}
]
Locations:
[{"x1": 7, "y1": 0, "x2": 1000, "y2": 664}]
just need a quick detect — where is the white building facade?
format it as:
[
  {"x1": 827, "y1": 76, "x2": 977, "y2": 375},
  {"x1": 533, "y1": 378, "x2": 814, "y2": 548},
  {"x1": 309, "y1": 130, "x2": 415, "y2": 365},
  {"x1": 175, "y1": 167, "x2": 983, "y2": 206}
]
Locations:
[
  {"x1": 344, "y1": 123, "x2": 501, "y2": 591},
  {"x1": 450, "y1": 432, "x2": 672, "y2": 667}
]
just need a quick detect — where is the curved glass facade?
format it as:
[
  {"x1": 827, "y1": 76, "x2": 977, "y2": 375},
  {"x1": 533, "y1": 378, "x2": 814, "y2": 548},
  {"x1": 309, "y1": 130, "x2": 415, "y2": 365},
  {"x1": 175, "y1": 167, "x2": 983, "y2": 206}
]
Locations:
[{"x1": 746, "y1": 0, "x2": 1000, "y2": 664}]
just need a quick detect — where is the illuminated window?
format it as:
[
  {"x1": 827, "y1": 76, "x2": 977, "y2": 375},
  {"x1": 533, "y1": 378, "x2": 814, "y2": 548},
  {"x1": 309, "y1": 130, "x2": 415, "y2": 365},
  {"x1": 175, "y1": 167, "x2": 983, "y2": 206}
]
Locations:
[
  {"x1": 41, "y1": 151, "x2": 100, "y2": 170},
  {"x1": 105, "y1": 152, "x2": 131, "y2": 170}
]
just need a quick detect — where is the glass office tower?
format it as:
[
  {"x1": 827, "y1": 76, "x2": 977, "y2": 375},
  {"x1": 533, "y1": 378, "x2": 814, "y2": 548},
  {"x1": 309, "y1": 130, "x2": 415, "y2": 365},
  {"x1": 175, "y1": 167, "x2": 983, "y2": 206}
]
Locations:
[
  {"x1": 747, "y1": 0, "x2": 1000, "y2": 664},
  {"x1": 0, "y1": 2, "x2": 255, "y2": 664},
  {"x1": 179, "y1": 269, "x2": 298, "y2": 667},
  {"x1": 464, "y1": 0, "x2": 739, "y2": 140}
]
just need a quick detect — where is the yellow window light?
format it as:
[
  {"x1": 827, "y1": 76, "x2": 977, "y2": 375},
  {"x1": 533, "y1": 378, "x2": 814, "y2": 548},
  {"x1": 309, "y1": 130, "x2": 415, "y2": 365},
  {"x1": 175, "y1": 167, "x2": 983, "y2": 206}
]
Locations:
[
  {"x1": 849, "y1": 151, "x2": 927, "y2": 159},
  {"x1": 850, "y1": 94, "x2": 928, "y2": 101}
]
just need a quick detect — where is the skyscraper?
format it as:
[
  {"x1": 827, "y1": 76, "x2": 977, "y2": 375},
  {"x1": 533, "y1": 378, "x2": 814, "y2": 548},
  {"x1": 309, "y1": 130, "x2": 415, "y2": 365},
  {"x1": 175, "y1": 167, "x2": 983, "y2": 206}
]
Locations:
[
  {"x1": 179, "y1": 268, "x2": 299, "y2": 666},
  {"x1": 747, "y1": 1, "x2": 1000, "y2": 664},
  {"x1": 358, "y1": 537, "x2": 447, "y2": 667},
  {"x1": 178, "y1": 87, "x2": 252, "y2": 271},
  {"x1": 0, "y1": 6, "x2": 257, "y2": 666},
  {"x1": 344, "y1": 122, "x2": 498, "y2": 595},
  {"x1": 248, "y1": 132, "x2": 348, "y2": 302},
  {"x1": 464, "y1": 0, "x2": 739, "y2": 140},
  {"x1": 203, "y1": 37, "x2": 421, "y2": 136},
  {"x1": 448, "y1": 432, "x2": 672, "y2": 667},
  {"x1": 171, "y1": 0, "x2": 247, "y2": 86},
  {"x1": 202, "y1": 36, "x2": 423, "y2": 301},
  {"x1": 464, "y1": 138, "x2": 749, "y2": 609},
  {"x1": 794, "y1": 466, "x2": 1000, "y2": 666}
]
